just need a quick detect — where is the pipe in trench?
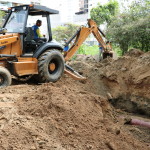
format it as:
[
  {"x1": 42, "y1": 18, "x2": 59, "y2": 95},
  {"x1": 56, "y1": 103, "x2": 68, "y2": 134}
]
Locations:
[{"x1": 126, "y1": 118, "x2": 150, "y2": 129}]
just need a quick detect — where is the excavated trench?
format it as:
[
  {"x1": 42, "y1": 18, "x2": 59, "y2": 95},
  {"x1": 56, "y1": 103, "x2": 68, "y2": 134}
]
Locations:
[
  {"x1": 107, "y1": 94, "x2": 150, "y2": 145},
  {"x1": 109, "y1": 95, "x2": 150, "y2": 118}
]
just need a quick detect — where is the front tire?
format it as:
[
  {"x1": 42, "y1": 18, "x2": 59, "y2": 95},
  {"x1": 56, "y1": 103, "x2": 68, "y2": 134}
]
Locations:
[
  {"x1": 0, "y1": 67, "x2": 12, "y2": 87},
  {"x1": 38, "y1": 50, "x2": 64, "y2": 83}
]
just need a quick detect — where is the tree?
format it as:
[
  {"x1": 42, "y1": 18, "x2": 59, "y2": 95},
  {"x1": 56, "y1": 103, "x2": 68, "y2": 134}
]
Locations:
[
  {"x1": 52, "y1": 23, "x2": 79, "y2": 42},
  {"x1": 90, "y1": 0, "x2": 119, "y2": 26},
  {"x1": 0, "y1": 10, "x2": 6, "y2": 27},
  {"x1": 106, "y1": 0, "x2": 150, "y2": 54}
]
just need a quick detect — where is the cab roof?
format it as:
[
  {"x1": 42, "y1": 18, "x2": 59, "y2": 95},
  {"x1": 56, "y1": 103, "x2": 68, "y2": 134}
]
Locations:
[{"x1": 9, "y1": 4, "x2": 59, "y2": 16}]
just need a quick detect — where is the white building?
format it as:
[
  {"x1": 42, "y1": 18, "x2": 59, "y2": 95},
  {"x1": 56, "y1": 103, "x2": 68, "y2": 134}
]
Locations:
[
  {"x1": 0, "y1": 0, "x2": 40, "y2": 9},
  {"x1": 0, "y1": 0, "x2": 109, "y2": 27},
  {"x1": 0, "y1": 0, "x2": 109, "y2": 28},
  {"x1": 41, "y1": 0, "x2": 79, "y2": 27},
  {"x1": 74, "y1": 0, "x2": 109, "y2": 25},
  {"x1": 41, "y1": 0, "x2": 109, "y2": 27},
  {"x1": 0, "y1": 0, "x2": 41, "y2": 26}
]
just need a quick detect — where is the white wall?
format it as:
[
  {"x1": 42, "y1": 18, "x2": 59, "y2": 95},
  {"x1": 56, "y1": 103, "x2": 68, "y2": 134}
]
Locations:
[
  {"x1": 0, "y1": 0, "x2": 41, "y2": 5},
  {"x1": 3, "y1": 0, "x2": 30, "y2": 4},
  {"x1": 41, "y1": 0, "x2": 110, "y2": 28},
  {"x1": 41, "y1": 0, "x2": 79, "y2": 27}
]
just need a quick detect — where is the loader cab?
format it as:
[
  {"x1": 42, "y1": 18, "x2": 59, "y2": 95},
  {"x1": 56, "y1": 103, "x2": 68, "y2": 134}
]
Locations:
[{"x1": 3, "y1": 5, "x2": 59, "y2": 55}]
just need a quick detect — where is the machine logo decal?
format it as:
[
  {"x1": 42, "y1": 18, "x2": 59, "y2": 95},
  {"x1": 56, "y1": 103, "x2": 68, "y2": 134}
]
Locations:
[{"x1": 0, "y1": 46, "x2": 6, "y2": 50}]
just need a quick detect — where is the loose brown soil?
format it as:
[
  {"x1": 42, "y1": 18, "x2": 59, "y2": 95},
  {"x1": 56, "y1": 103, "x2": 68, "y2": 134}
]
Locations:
[{"x1": 0, "y1": 49, "x2": 149, "y2": 150}]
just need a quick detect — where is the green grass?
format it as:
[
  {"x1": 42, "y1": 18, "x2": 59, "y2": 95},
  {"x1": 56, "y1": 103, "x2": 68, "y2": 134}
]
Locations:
[
  {"x1": 77, "y1": 44, "x2": 99, "y2": 55},
  {"x1": 75, "y1": 44, "x2": 123, "y2": 57}
]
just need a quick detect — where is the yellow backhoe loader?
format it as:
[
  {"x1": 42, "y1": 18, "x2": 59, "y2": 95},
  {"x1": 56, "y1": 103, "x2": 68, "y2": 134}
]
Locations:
[{"x1": 0, "y1": 4, "x2": 112, "y2": 87}]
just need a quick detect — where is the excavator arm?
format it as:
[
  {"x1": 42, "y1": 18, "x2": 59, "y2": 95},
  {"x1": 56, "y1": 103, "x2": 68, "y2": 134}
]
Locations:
[
  {"x1": 64, "y1": 24, "x2": 94, "y2": 61},
  {"x1": 64, "y1": 19, "x2": 112, "y2": 61},
  {"x1": 64, "y1": 19, "x2": 113, "y2": 80}
]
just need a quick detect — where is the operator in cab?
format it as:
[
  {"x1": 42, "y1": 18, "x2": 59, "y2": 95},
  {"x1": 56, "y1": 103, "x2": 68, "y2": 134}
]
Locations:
[{"x1": 32, "y1": 20, "x2": 47, "y2": 42}]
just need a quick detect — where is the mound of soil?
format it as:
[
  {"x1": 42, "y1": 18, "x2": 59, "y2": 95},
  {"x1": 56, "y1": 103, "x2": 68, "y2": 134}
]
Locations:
[{"x1": 0, "y1": 49, "x2": 149, "y2": 149}]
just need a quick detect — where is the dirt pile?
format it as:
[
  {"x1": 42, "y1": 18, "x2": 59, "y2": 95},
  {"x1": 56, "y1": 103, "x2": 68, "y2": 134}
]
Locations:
[
  {"x1": 99, "y1": 50, "x2": 150, "y2": 116},
  {"x1": 0, "y1": 49, "x2": 149, "y2": 149}
]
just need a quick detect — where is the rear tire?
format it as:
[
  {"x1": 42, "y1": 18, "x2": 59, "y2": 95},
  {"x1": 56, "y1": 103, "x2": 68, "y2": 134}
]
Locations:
[
  {"x1": 0, "y1": 67, "x2": 12, "y2": 87},
  {"x1": 38, "y1": 50, "x2": 64, "y2": 83}
]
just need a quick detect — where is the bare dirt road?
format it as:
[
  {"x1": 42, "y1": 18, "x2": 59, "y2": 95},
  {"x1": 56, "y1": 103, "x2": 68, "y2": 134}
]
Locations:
[{"x1": 0, "y1": 49, "x2": 149, "y2": 150}]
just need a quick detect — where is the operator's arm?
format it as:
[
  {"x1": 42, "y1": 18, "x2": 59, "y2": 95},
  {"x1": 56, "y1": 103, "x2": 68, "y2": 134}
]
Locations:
[{"x1": 36, "y1": 28, "x2": 42, "y2": 38}]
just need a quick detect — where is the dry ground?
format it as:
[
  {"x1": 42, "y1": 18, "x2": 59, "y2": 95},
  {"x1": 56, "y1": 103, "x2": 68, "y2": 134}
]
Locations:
[{"x1": 0, "y1": 49, "x2": 149, "y2": 150}]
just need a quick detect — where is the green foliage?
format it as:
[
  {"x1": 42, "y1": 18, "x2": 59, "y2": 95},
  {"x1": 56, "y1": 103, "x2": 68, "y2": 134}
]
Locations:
[
  {"x1": 77, "y1": 44, "x2": 86, "y2": 54},
  {"x1": 112, "y1": 44, "x2": 122, "y2": 56},
  {"x1": 0, "y1": 10, "x2": 6, "y2": 27},
  {"x1": 71, "y1": 44, "x2": 99, "y2": 60},
  {"x1": 52, "y1": 23, "x2": 79, "y2": 42},
  {"x1": 106, "y1": 0, "x2": 150, "y2": 54},
  {"x1": 90, "y1": 0, "x2": 119, "y2": 25},
  {"x1": 77, "y1": 44, "x2": 99, "y2": 55}
]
